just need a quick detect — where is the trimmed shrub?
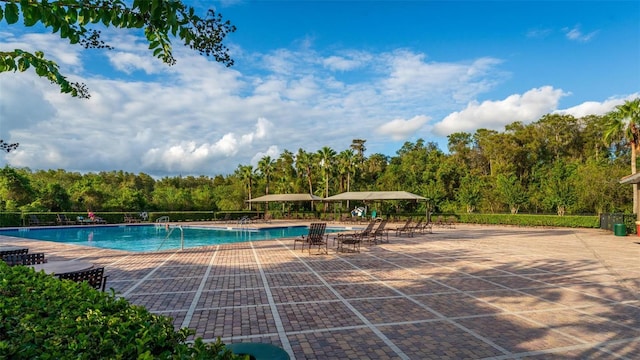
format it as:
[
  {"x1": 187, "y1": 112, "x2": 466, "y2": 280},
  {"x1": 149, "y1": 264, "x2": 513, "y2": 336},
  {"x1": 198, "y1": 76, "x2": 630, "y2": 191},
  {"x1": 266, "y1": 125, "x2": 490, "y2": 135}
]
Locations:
[
  {"x1": 455, "y1": 213, "x2": 600, "y2": 228},
  {"x1": 0, "y1": 262, "x2": 242, "y2": 359}
]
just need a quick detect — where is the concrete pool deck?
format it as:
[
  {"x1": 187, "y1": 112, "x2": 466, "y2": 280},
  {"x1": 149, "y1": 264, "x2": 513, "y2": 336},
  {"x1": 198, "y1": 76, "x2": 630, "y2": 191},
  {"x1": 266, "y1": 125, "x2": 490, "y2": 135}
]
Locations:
[{"x1": 2, "y1": 222, "x2": 639, "y2": 359}]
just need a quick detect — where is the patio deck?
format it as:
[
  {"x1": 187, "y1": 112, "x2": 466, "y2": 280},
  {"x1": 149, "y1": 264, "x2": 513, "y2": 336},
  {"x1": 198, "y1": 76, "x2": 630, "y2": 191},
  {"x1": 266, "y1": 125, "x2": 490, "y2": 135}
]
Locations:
[{"x1": 2, "y1": 223, "x2": 639, "y2": 359}]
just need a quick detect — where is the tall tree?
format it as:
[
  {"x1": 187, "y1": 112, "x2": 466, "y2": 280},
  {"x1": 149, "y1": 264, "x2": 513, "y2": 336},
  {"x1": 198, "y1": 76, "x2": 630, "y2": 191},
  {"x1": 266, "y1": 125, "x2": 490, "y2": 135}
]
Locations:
[
  {"x1": 295, "y1": 149, "x2": 315, "y2": 195},
  {"x1": 336, "y1": 149, "x2": 356, "y2": 210},
  {"x1": 350, "y1": 139, "x2": 367, "y2": 164},
  {"x1": 235, "y1": 165, "x2": 254, "y2": 210},
  {"x1": 317, "y1": 146, "x2": 336, "y2": 199},
  {"x1": 496, "y1": 173, "x2": 527, "y2": 214},
  {"x1": 257, "y1": 156, "x2": 275, "y2": 195},
  {"x1": 604, "y1": 98, "x2": 640, "y2": 217},
  {"x1": 456, "y1": 175, "x2": 483, "y2": 213}
]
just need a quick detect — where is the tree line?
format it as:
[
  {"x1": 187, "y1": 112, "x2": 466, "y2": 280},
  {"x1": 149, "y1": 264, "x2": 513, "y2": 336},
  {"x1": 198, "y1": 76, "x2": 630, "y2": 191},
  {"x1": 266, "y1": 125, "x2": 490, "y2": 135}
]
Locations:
[{"x1": 1, "y1": 99, "x2": 638, "y2": 217}]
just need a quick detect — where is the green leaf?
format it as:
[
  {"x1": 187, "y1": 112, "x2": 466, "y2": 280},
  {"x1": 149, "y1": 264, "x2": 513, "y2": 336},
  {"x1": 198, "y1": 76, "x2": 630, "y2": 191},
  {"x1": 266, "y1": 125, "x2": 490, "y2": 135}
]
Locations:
[
  {"x1": 4, "y1": 3, "x2": 19, "y2": 24},
  {"x1": 101, "y1": 9, "x2": 111, "y2": 26},
  {"x1": 111, "y1": 11, "x2": 120, "y2": 27},
  {"x1": 60, "y1": 24, "x2": 69, "y2": 39},
  {"x1": 17, "y1": 57, "x2": 30, "y2": 72},
  {"x1": 23, "y1": 5, "x2": 41, "y2": 27},
  {"x1": 66, "y1": 7, "x2": 77, "y2": 24}
]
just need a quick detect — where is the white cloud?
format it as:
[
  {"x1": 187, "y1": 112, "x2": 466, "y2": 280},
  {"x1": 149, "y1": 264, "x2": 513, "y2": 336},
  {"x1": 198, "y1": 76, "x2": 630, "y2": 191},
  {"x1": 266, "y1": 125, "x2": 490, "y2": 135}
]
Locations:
[
  {"x1": 377, "y1": 115, "x2": 430, "y2": 141},
  {"x1": 250, "y1": 145, "x2": 281, "y2": 167},
  {"x1": 323, "y1": 51, "x2": 371, "y2": 71},
  {"x1": 526, "y1": 28, "x2": 553, "y2": 39},
  {"x1": 563, "y1": 25, "x2": 598, "y2": 42},
  {"x1": 556, "y1": 93, "x2": 640, "y2": 117},
  {"x1": 432, "y1": 86, "x2": 569, "y2": 135},
  {"x1": 107, "y1": 51, "x2": 164, "y2": 75},
  {"x1": 1, "y1": 27, "x2": 634, "y2": 177}
]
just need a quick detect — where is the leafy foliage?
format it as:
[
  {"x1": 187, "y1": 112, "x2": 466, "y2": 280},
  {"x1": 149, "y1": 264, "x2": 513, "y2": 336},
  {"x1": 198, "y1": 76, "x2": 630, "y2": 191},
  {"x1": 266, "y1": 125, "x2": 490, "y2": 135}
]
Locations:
[
  {"x1": 0, "y1": 0, "x2": 236, "y2": 98},
  {"x1": 0, "y1": 261, "x2": 242, "y2": 359},
  {"x1": 1, "y1": 102, "x2": 639, "y2": 217}
]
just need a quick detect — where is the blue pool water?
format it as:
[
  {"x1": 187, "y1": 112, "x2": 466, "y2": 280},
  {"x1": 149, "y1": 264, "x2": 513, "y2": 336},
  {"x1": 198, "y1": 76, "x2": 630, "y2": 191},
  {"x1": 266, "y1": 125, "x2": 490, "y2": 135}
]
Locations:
[{"x1": 0, "y1": 225, "x2": 343, "y2": 252}]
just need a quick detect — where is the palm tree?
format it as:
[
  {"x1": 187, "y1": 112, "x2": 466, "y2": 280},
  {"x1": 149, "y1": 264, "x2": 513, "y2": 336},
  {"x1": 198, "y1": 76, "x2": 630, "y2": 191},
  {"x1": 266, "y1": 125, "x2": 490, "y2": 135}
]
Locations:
[
  {"x1": 336, "y1": 149, "x2": 356, "y2": 209},
  {"x1": 317, "y1": 146, "x2": 336, "y2": 199},
  {"x1": 257, "y1": 156, "x2": 275, "y2": 195},
  {"x1": 295, "y1": 149, "x2": 315, "y2": 195},
  {"x1": 235, "y1": 165, "x2": 254, "y2": 210},
  {"x1": 604, "y1": 98, "x2": 640, "y2": 217},
  {"x1": 317, "y1": 146, "x2": 336, "y2": 212},
  {"x1": 350, "y1": 139, "x2": 367, "y2": 164}
]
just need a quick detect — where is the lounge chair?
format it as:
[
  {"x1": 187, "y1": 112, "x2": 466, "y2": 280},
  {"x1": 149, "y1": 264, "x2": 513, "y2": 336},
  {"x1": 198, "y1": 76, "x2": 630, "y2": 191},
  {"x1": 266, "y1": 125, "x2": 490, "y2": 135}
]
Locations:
[
  {"x1": 0, "y1": 248, "x2": 29, "y2": 257},
  {"x1": 56, "y1": 214, "x2": 75, "y2": 225},
  {"x1": 293, "y1": 223, "x2": 328, "y2": 254},
  {"x1": 395, "y1": 218, "x2": 415, "y2": 237},
  {"x1": 365, "y1": 219, "x2": 389, "y2": 244},
  {"x1": 28, "y1": 214, "x2": 53, "y2": 226},
  {"x1": 417, "y1": 219, "x2": 433, "y2": 234},
  {"x1": 335, "y1": 220, "x2": 376, "y2": 250},
  {"x1": 124, "y1": 213, "x2": 141, "y2": 223},
  {"x1": 446, "y1": 216, "x2": 457, "y2": 228},
  {"x1": 57, "y1": 267, "x2": 109, "y2": 292},
  {"x1": 2, "y1": 252, "x2": 47, "y2": 266},
  {"x1": 409, "y1": 218, "x2": 423, "y2": 233}
]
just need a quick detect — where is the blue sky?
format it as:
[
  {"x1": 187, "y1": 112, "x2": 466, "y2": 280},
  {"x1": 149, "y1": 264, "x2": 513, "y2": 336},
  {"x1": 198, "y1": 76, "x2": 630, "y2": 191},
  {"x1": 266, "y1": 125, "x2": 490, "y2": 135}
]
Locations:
[{"x1": 1, "y1": 0, "x2": 638, "y2": 178}]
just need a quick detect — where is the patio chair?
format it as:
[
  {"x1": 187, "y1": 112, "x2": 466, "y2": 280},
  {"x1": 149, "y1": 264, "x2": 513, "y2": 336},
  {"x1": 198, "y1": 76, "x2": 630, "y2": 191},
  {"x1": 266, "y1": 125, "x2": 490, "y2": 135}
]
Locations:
[
  {"x1": 0, "y1": 248, "x2": 29, "y2": 257},
  {"x1": 410, "y1": 218, "x2": 423, "y2": 233},
  {"x1": 28, "y1": 214, "x2": 53, "y2": 226},
  {"x1": 418, "y1": 219, "x2": 433, "y2": 234},
  {"x1": 2, "y1": 252, "x2": 47, "y2": 266},
  {"x1": 446, "y1": 216, "x2": 457, "y2": 228},
  {"x1": 395, "y1": 218, "x2": 415, "y2": 237},
  {"x1": 366, "y1": 219, "x2": 389, "y2": 244},
  {"x1": 56, "y1": 214, "x2": 75, "y2": 225},
  {"x1": 124, "y1": 213, "x2": 141, "y2": 223},
  {"x1": 57, "y1": 267, "x2": 109, "y2": 292},
  {"x1": 334, "y1": 220, "x2": 376, "y2": 251},
  {"x1": 293, "y1": 223, "x2": 328, "y2": 254}
]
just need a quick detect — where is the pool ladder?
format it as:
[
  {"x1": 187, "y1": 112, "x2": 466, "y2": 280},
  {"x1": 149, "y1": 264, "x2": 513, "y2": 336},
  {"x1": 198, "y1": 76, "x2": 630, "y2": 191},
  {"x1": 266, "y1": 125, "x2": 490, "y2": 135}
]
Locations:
[{"x1": 157, "y1": 225, "x2": 184, "y2": 251}]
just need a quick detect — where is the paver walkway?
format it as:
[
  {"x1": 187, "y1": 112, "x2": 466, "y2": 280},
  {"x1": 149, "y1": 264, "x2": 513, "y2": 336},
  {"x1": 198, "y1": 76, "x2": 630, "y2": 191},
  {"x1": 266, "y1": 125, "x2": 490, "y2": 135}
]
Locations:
[{"x1": 2, "y1": 223, "x2": 639, "y2": 359}]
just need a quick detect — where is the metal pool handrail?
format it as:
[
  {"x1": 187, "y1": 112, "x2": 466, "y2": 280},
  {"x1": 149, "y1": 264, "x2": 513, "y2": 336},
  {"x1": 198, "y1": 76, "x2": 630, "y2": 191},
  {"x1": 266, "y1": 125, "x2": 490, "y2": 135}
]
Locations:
[{"x1": 157, "y1": 225, "x2": 184, "y2": 251}]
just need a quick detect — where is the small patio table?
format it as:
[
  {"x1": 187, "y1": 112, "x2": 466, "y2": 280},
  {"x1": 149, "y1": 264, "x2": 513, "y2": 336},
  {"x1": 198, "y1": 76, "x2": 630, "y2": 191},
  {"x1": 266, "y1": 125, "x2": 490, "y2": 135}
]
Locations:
[{"x1": 30, "y1": 260, "x2": 94, "y2": 275}]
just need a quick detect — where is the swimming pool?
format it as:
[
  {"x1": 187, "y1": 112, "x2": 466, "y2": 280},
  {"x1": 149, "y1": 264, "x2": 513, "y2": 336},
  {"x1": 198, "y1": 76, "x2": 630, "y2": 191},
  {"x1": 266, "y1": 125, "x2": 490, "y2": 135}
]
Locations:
[{"x1": 0, "y1": 225, "x2": 344, "y2": 252}]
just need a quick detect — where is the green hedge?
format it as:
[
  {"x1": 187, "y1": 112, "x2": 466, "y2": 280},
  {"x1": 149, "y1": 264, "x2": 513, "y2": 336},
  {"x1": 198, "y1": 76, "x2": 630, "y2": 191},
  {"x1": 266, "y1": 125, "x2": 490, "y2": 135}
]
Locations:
[
  {"x1": 453, "y1": 213, "x2": 600, "y2": 228},
  {"x1": 0, "y1": 262, "x2": 243, "y2": 360},
  {"x1": 0, "y1": 211, "x2": 604, "y2": 229}
]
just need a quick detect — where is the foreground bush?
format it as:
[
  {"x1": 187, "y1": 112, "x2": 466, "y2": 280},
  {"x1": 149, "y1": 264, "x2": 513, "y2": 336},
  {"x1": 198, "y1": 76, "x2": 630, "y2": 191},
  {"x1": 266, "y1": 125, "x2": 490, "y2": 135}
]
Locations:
[{"x1": 0, "y1": 262, "x2": 242, "y2": 359}]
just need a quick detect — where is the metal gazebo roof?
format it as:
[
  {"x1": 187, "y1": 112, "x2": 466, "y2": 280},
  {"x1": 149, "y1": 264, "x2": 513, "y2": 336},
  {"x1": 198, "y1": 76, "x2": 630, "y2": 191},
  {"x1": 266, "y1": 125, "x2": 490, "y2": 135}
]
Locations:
[
  {"x1": 323, "y1": 191, "x2": 426, "y2": 201},
  {"x1": 246, "y1": 193, "x2": 323, "y2": 202}
]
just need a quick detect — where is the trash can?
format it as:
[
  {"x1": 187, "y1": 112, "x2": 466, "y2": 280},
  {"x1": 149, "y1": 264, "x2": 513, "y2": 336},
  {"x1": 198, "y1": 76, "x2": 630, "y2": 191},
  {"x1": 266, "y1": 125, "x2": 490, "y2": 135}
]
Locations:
[
  {"x1": 613, "y1": 223, "x2": 627, "y2": 236},
  {"x1": 636, "y1": 221, "x2": 640, "y2": 237}
]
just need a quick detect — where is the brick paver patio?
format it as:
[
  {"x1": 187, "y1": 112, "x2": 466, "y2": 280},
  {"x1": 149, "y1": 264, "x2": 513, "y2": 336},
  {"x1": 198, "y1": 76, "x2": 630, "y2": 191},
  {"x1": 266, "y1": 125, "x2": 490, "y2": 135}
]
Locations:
[{"x1": 2, "y1": 223, "x2": 639, "y2": 359}]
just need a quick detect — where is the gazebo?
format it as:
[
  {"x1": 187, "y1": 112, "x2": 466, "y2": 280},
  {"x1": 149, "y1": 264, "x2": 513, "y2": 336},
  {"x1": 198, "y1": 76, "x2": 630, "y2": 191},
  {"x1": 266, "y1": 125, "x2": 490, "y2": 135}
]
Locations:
[
  {"x1": 323, "y1": 191, "x2": 427, "y2": 220},
  {"x1": 246, "y1": 193, "x2": 323, "y2": 218}
]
